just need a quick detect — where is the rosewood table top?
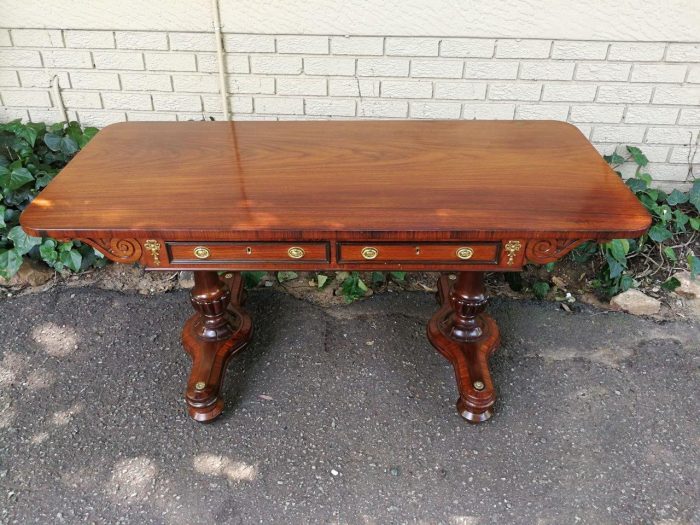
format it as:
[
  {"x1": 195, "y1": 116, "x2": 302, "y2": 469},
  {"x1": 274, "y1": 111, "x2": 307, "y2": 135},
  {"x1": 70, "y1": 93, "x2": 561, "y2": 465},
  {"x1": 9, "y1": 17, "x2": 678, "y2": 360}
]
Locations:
[{"x1": 20, "y1": 120, "x2": 651, "y2": 424}]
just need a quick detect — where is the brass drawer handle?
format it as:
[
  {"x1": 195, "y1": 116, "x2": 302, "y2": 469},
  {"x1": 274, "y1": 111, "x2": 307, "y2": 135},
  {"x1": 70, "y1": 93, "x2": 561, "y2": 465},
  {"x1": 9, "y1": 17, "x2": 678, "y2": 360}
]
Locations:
[
  {"x1": 361, "y1": 247, "x2": 379, "y2": 260},
  {"x1": 193, "y1": 246, "x2": 210, "y2": 259},
  {"x1": 456, "y1": 247, "x2": 474, "y2": 260},
  {"x1": 287, "y1": 246, "x2": 305, "y2": 259}
]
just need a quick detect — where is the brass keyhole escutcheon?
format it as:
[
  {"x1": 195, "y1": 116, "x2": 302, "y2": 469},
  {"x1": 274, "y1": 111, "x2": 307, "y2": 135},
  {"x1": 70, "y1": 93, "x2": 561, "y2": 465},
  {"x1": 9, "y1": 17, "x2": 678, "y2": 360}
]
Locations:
[
  {"x1": 193, "y1": 246, "x2": 210, "y2": 259},
  {"x1": 456, "y1": 247, "x2": 474, "y2": 260},
  {"x1": 246, "y1": 247, "x2": 252, "y2": 255},
  {"x1": 288, "y1": 246, "x2": 305, "y2": 259},
  {"x1": 361, "y1": 247, "x2": 379, "y2": 260},
  {"x1": 473, "y1": 381, "x2": 485, "y2": 391}
]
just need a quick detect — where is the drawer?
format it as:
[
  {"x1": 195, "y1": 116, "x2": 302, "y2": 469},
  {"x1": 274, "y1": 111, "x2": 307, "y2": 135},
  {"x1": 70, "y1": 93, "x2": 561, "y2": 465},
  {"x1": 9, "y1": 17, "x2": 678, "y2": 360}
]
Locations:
[
  {"x1": 167, "y1": 242, "x2": 330, "y2": 264},
  {"x1": 337, "y1": 242, "x2": 500, "y2": 264}
]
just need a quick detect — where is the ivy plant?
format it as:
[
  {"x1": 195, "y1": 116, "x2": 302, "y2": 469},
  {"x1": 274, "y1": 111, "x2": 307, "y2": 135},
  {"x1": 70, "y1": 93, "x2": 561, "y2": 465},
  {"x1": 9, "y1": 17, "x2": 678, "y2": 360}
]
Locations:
[{"x1": 0, "y1": 120, "x2": 105, "y2": 279}]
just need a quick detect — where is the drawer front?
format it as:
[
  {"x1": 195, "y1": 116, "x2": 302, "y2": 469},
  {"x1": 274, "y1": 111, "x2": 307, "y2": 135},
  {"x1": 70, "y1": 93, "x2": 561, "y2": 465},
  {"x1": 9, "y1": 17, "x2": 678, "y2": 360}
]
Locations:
[
  {"x1": 337, "y1": 242, "x2": 500, "y2": 264},
  {"x1": 167, "y1": 242, "x2": 330, "y2": 264}
]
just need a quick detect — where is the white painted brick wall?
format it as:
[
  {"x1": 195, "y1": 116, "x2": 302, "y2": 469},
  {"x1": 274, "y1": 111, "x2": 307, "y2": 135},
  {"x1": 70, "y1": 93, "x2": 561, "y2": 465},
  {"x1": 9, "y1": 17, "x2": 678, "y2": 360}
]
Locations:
[{"x1": 0, "y1": 27, "x2": 698, "y2": 186}]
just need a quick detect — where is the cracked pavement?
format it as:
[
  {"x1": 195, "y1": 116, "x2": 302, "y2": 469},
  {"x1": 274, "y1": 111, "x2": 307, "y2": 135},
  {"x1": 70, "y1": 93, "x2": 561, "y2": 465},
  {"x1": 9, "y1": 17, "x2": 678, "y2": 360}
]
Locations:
[{"x1": 0, "y1": 286, "x2": 698, "y2": 524}]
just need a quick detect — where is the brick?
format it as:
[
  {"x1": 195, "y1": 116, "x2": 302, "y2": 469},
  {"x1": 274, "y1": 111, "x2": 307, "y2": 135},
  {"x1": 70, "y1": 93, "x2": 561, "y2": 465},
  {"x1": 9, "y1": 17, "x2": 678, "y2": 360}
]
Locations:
[
  {"x1": 434, "y1": 81, "x2": 486, "y2": 100},
  {"x1": 440, "y1": 39, "x2": 494, "y2": 58},
  {"x1": 542, "y1": 84, "x2": 596, "y2": 102},
  {"x1": 29, "y1": 108, "x2": 76, "y2": 122},
  {"x1": 551, "y1": 41, "x2": 608, "y2": 60},
  {"x1": 0, "y1": 29, "x2": 11, "y2": 46},
  {"x1": 228, "y1": 76, "x2": 275, "y2": 94},
  {"x1": 76, "y1": 110, "x2": 126, "y2": 127},
  {"x1": 630, "y1": 64, "x2": 687, "y2": 83},
  {"x1": 169, "y1": 32, "x2": 215, "y2": 51},
  {"x1": 172, "y1": 74, "x2": 219, "y2": 93},
  {"x1": 488, "y1": 83, "x2": 542, "y2": 101},
  {"x1": 60, "y1": 91, "x2": 102, "y2": 109},
  {"x1": 223, "y1": 34, "x2": 275, "y2": 53},
  {"x1": 591, "y1": 126, "x2": 646, "y2": 143},
  {"x1": 18, "y1": 70, "x2": 70, "y2": 88},
  {"x1": 328, "y1": 78, "x2": 380, "y2": 97},
  {"x1": 0, "y1": 49, "x2": 42, "y2": 67},
  {"x1": 688, "y1": 66, "x2": 700, "y2": 83},
  {"x1": 277, "y1": 36, "x2": 328, "y2": 54},
  {"x1": 220, "y1": 55, "x2": 250, "y2": 74},
  {"x1": 666, "y1": 43, "x2": 700, "y2": 62},
  {"x1": 65, "y1": 30, "x2": 114, "y2": 49},
  {"x1": 386, "y1": 38, "x2": 439, "y2": 56},
  {"x1": 43, "y1": 49, "x2": 93, "y2": 68},
  {"x1": 608, "y1": 42, "x2": 665, "y2": 61},
  {"x1": 0, "y1": 71, "x2": 19, "y2": 87},
  {"x1": 127, "y1": 112, "x2": 177, "y2": 121},
  {"x1": 669, "y1": 146, "x2": 694, "y2": 163},
  {"x1": 116, "y1": 31, "x2": 168, "y2": 50},
  {"x1": 11, "y1": 29, "x2": 63, "y2": 47},
  {"x1": 305, "y1": 98, "x2": 356, "y2": 116},
  {"x1": 1, "y1": 89, "x2": 51, "y2": 107},
  {"x1": 145, "y1": 52, "x2": 196, "y2": 71},
  {"x1": 570, "y1": 105, "x2": 623, "y2": 123},
  {"x1": 381, "y1": 80, "x2": 432, "y2": 98},
  {"x1": 462, "y1": 103, "x2": 515, "y2": 120},
  {"x1": 640, "y1": 163, "x2": 692, "y2": 181},
  {"x1": 575, "y1": 63, "x2": 630, "y2": 81},
  {"x1": 0, "y1": 108, "x2": 28, "y2": 121},
  {"x1": 254, "y1": 97, "x2": 304, "y2": 115},
  {"x1": 517, "y1": 104, "x2": 569, "y2": 120},
  {"x1": 519, "y1": 61, "x2": 574, "y2": 80},
  {"x1": 277, "y1": 77, "x2": 327, "y2": 96},
  {"x1": 463, "y1": 61, "x2": 518, "y2": 79},
  {"x1": 357, "y1": 58, "x2": 409, "y2": 77},
  {"x1": 679, "y1": 108, "x2": 700, "y2": 125},
  {"x1": 597, "y1": 85, "x2": 652, "y2": 103},
  {"x1": 93, "y1": 51, "x2": 144, "y2": 70},
  {"x1": 250, "y1": 56, "x2": 302, "y2": 74},
  {"x1": 410, "y1": 59, "x2": 462, "y2": 78},
  {"x1": 304, "y1": 57, "x2": 356, "y2": 76},
  {"x1": 410, "y1": 101, "x2": 461, "y2": 119},
  {"x1": 625, "y1": 106, "x2": 679, "y2": 124},
  {"x1": 645, "y1": 127, "x2": 697, "y2": 145},
  {"x1": 153, "y1": 94, "x2": 202, "y2": 111},
  {"x1": 120, "y1": 73, "x2": 172, "y2": 91},
  {"x1": 612, "y1": 144, "x2": 669, "y2": 163},
  {"x1": 102, "y1": 92, "x2": 152, "y2": 110},
  {"x1": 652, "y1": 86, "x2": 700, "y2": 105},
  {"x1": 331, "y1": 37, "x2": 383, "y2": 56},
  {"x1": 496, "y1": 39, "x2": 551, "y2": 58},
  {"x1": 357, "y1": 100, "x2": 407, "y2": 117},
  {"x1": 70, "y1": 71, "x2": 120, "y2": 90}
]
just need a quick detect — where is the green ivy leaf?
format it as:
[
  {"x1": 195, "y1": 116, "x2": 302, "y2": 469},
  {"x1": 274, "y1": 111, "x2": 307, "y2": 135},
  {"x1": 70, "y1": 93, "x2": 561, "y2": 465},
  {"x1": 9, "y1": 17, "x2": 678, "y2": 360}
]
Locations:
[
  {"x1": 606, "y1": 239, "x2": 629, "y2": 264},
  {"x1": 690, "y1": 217, "x2": 700, "y2": 231},
  {"x1": 242, "y1": 271, "x2": 266, "y2": 289},
  {"x1": 39, "y1": 239, "x2": 58, "y2": 263},
  {"x1": 603, "y1": 152, "x2": 625, "y2": 165},
  {"x1": 0, "y1": 248, "x2": 23, "y2": 279},
  {"x1": 0, "y1": 205, "x2": 5, "y2": 229},
  {"x1": 78, "y1": 127, "x2": 99, "y2": 148},
  {"x1": 43, "y1": 132, "x2": 62, "y2": 152},
  {"x1": 532, "y1": 281, "x2": 550, "y2": 299},
  {"x1": 59, "y1": 249, "x2": 82, "y2": 272},
  {"x1": 0, "y1": 166, "x2": 34, "y2": 191},
  {"x1": 626, "y1": 146, "x2": 648, "y2": 167},
  {"x1": 625, "y1": 178, "x2": 647, "y2": 193},
  {"x1": 689, "y1": 180, "x2": 700, "y2": 214},
  {"x1": 7, "y1": 225, "x2": 42, "y2": 255},
  {"x1": 389, "y1": 271, "x2": 406, "y2": 281},
  {"x1": 648, "y1": 224, "x2": 673, "y2": 243},
  {"x1": 371, "y1": 271, "x2": 385, "y2": 284},
  {"x1": 59, "y1": 136, "x2": 78, "y2": 156},
  {"x1": 316, "y1": 274, "x2": 329, "y2": 288},
  {"x1": 666, "y1": 189, "x2": 689, "y2": 206},
  {"x1": 663, "y1": 246, "x2": 677, "y2": 262},
  {"x1": 688, "y1": 254, "x2": 700, "y2": 279},
  {"x1": 619, "y1": 274, "x2": 635, "y2": 292},
  {"x1": 277, "y1": 271, "x2": 298, "y2": 283},
  {"x1": 661, "y1": 277, "x2": 681, "y2": 292}
]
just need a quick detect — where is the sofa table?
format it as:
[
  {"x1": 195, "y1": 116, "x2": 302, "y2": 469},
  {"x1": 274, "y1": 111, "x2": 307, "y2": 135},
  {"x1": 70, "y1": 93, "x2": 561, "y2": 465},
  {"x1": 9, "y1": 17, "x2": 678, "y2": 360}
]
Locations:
[{"x1": 20, "y1": 120, "x2": 650, "y2": 423}]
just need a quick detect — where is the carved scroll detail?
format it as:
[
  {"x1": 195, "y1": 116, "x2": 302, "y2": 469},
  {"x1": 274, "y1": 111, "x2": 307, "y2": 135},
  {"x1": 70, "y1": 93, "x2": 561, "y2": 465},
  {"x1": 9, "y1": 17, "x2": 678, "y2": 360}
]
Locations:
[
  {"x1": 525, "y1": 239, "x2": 592, "y2": 264},
  {"x1": 78, "y1": 238, "x2": 142, "y2": 263}
]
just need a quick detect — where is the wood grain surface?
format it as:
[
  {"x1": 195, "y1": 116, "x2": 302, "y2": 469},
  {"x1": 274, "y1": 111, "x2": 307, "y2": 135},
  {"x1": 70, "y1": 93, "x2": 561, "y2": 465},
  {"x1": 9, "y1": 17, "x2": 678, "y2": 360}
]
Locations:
[{"x1": 20, "y1": 120, "x2": 650, "y2": 242}]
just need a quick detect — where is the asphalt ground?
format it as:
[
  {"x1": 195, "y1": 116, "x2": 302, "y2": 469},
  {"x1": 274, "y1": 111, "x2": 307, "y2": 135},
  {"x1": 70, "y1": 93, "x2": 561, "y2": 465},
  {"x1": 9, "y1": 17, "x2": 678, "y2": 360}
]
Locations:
[{"x1": 1, "y1": 286, "x2": 698, "y2": 524}]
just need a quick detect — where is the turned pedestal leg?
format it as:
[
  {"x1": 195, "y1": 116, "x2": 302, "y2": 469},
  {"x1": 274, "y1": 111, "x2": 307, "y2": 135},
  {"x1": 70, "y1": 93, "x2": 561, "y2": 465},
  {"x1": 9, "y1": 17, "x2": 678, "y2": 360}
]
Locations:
[
  {"x1": 427, "y1": 272, "x2": 500, "y2": 423},
  {"x1": 181, "y1": 271, "x2": 253, "y2": 422}
]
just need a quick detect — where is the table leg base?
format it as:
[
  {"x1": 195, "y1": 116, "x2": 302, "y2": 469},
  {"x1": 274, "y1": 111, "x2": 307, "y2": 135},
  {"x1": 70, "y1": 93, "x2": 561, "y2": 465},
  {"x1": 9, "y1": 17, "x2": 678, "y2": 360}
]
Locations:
[
  {"x1": 427, "y1": 273, "x2": 500, "y2": 423},
  {"x1": 181, "y1": 272, "x2": 253, "y2": 423}
]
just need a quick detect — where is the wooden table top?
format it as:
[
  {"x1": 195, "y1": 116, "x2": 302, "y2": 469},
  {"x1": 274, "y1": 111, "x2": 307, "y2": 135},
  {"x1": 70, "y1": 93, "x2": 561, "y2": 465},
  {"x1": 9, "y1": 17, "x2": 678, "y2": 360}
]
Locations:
[{"x1": 21, "y1": 120, "x2": 650, "y2": 242}]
